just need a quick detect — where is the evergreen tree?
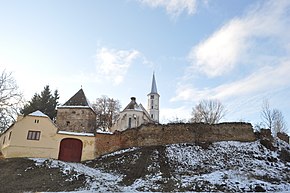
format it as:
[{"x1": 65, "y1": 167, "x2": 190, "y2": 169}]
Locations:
[{"x1": 21, "y1": 85, "x2": 59, "y2": 120}]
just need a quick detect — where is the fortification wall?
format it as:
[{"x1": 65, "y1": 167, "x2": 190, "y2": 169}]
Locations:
[
  {"x1": 277, "y1": 132, "x2": 289, "y2": 143},
  {"x1": 95, "y1": 122, "x2": 256, "y2": 157}
]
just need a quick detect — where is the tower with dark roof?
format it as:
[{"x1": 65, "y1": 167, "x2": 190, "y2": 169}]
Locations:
[
  {"x1": 147, "y1": 73, "x2": 160, "y2": 122},
  {"x1": 56, "y1": 88, "x2": 96, "y2": 133}
]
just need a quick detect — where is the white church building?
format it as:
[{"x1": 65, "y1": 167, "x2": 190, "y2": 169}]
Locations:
[{"x1": 110, "y1": 73, "x2": 160, "y2": 132}]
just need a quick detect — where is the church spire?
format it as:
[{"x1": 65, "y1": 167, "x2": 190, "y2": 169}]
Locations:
[
  {"x1": 150, "y1": 72, "x2": 158, "y2": 94},
  {"x1": 147, "y1": 72, "x2": 160, "y2": 123}
]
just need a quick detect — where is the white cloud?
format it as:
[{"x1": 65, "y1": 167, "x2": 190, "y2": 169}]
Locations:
[
  {"x1": 139, "y1": 0, "x2": 197, "y2": 17},
  {"x1": 160, "y1": 106, "x2": 191, "y2": 123},
  {"x1": 95, "y1": 47, "x2": 140, "y2": 85},
  {"x1": 172, "y1": 59, "x2": 290, "y2": 102},
  {"x1": 188, "y1": 19, "x2": 249, "y2": 77},
  {"x1": 188, "y1": 0, "x2": 290, "y2": 77}
]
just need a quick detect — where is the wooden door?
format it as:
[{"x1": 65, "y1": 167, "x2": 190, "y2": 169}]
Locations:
[{"x1": 58, "y1": 138, "x2": 83, "y2": 162}]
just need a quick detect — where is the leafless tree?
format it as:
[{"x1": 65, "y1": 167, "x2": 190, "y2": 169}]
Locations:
[
  {"x1": 92, "y1": 95, "x2": 121, "y2": 131},
  {"x1": 261, "y1": 99, "x2": 287, "y2": 136},
  {"x1": 0, "y1": 70, "x2": 23, "y2": 132},
  {"x1": 190, "y1": 99, "x2": 226, "y2": 124},
  {"x1": 272, "y1": 109, "x2": 287, "y2": 134}
]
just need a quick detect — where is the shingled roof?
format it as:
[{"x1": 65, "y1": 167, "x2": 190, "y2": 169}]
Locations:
[{"x1": 63, "y1": 88, "x2": 91, "y2": 107}]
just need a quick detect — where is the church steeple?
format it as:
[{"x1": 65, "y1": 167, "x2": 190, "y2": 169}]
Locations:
[
  {"x1": 147, "y1": 73, "x2": 160, "y2": 122},
  {"x1": 150, "y1": 73, "x2": 158, "y2": 94}
]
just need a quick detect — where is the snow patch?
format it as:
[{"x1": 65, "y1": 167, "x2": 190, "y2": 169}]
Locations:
[
  {"x1": 57, "y1": 131, "x2": 95, "y2": 136},
  {"x1": 28, "y1": 110, "x2": 48, "y2": 117}
]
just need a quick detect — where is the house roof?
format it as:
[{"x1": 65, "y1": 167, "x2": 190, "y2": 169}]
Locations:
[
  {"x1": 28, "y1": 110, "x2": 48, "y2": 117},
  {"x1": 63, "y1": 88, "x2": 91, "y2": 107}
]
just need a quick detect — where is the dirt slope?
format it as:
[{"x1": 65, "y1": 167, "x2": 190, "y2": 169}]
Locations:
[{"x1": 0, "y1": 138, "x2": 289, "y2": 192}]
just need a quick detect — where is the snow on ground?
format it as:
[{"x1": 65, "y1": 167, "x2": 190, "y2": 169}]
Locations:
[
  {"x1": 31, "y1": 158, "x2": 123, "y2": 192},
  {"x1": 31, "y1": 139, "x2": 290, "y2": 192}
]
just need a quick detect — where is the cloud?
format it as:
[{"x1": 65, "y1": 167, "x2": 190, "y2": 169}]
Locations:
[
  {"x1": 95, "y1": 47, "x2": 140, "y2": 85},
  {"x1": 160, "y1": 106, "x2": 191, "y2": 123},
  {"x1": 188, "y1": 0, "x2": 290, "y2": 77},
  {"x1": 139, "y1": 0, "x2": 198, "y2": 17},
  {"x1": 172, "y1": 59, "x2": 290, "y2": 102}
]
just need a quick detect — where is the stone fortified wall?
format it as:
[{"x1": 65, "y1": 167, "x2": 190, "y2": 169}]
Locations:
[
  {"x1": 277, "y1": 132, "x2": 289, "y2": 143},
  {"x1": 95, "y1": 122, "x2": 256, "y2": 157}
]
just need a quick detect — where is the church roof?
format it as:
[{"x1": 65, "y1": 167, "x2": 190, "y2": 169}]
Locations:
[
  {"x1": 63, "y1": 88, "x2": 91, "y2": 107},
  {"x1": 124, "y1": 97, "x2": 142, "y2": 111},
  {"x1": 122, "y1": 97, "x2": 153, "y2": 121},
  {"x1": 149, "y1": 73, "x2": 158, "y2": 94}
]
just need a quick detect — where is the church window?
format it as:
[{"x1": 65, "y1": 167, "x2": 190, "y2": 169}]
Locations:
[
  {"x1": 151, "y1": 114, "x2": 154, "y2": 119},
  {"x1": 34, "y1": 119, "x2": 39, "y2": 123},
  {"x1": 27, "y1": 131, "x2": 41, "y2": 140},
  {"x1": 128, "y1": 118, "x2": 132, "y2": 129},
  {"x1": 150, "y1": 95, "x2": 154, "y2": 99}
]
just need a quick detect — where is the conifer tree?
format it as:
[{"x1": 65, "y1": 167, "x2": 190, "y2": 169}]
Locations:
[{"x1": 21, "y1": 85, "x2": 59, "y2": 120}]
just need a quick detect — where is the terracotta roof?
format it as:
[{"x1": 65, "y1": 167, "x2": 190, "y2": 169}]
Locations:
[{"x1": 63, "y1": 89, "x2": 91, "y2": 107}]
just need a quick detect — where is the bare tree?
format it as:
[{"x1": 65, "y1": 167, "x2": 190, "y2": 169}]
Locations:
[
  {"x1": 261, "y1": 99, "x2": 287, "y2": 136},
  {"x1": 272, "y1": 109, "x2": 287, "y2": 134},
  {"x1": 190, "y1": 99, "x2": 226, "y2": 124},
  {"x1": 0, "y1": 70, "x2": 23, "y2": 132},
  {"x1": 261, "y1": 100, "x2": 274, "y2": 130},
  {"x1": 92, "y1": 95, "x2": 121, "y2": 131}
]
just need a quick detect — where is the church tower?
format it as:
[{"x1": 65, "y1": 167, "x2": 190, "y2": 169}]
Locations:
[{"x1": 147, "y1": 73, "x2": 160, "y2": 122}]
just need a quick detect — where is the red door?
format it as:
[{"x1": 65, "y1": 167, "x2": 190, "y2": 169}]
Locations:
[{"x1": 58, "y1": 138, "x2": 83, "y2": 162}]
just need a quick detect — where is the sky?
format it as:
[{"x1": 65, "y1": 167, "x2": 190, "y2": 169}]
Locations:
[{"x1": 0, "y1": 0, "x2": 290, "y2": 133}]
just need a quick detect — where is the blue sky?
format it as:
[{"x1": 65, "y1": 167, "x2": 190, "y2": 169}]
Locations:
[{"x1": 0, "y1": 0, "x2": 290, "y2": 132}]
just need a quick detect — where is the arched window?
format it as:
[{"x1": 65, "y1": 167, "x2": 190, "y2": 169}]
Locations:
[{"x1": 128, "y1": 118, "x2": 132, "y2": 129}]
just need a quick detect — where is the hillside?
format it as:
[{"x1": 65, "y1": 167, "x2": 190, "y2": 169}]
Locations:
[{"x1": 0, "y1": 138, "x2": 289, "y2": 192}]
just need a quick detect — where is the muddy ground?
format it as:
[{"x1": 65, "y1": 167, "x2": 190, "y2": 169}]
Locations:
[{"x1": 0, "y1": 158, "x2": 85, "y2": 193}]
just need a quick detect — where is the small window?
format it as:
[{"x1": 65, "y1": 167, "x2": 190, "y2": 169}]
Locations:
[
  {"x1": 128, "y1": 118, "x2": 132, "y2": 129},
  {"x1": 150, "y1": 95, "x2": 154, "y2": 99},
  {"x1": 27, "y1": 131, "x2": 41, "y2": 140},
  {"x1": 151, "y1": 114, "x2": 154, "y2": 119},
  {"x1": 66, "y1": 121, "x2": 70, "y2": 126},
  {"x1": 8, "y1": 131, "x2": 12, "y2": 140},
  {"x1": 34, "y1": 119, "x2": 39, "y2": 123},
  {"x1": 3, "y1": 136, "x2": 5, "y2": 144}
]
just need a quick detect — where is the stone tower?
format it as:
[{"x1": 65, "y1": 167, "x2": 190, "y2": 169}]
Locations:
[
  {"x1": 56, "y1": 88, "x2": 96, "y2": 133},
  {"x1": 147, "y1": 73, "x2": 160, "y2": 122}
]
